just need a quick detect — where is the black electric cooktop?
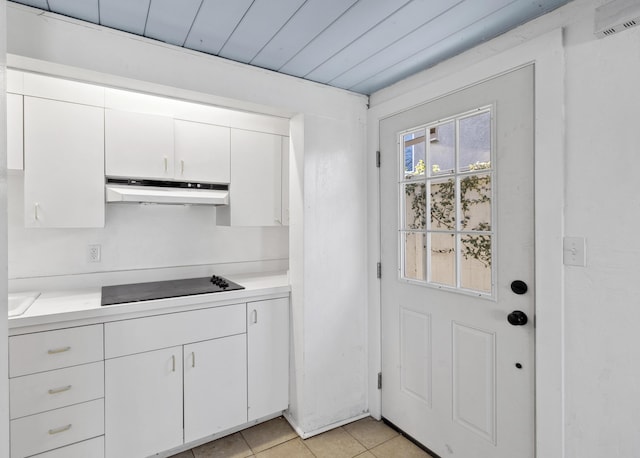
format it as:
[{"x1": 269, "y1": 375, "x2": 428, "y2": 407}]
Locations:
[{"x1": 101, "y1": 275, "x2": 244, "y2": 306}]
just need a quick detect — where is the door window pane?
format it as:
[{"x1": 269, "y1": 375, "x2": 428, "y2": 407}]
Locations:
[
  {"x1": 430, "y1": 178, "x2": 455, "y2": 230},
  {"x1": 460, "y1": 174, "x2": 491, "y2": 231},
  {"x1": 429, "y1": 121, "x2": 455, "y2": 176},
  {"x1": 404, "y1": 232, "x2": 426, "y2": 281},
  {"x1": 459, "y1": 112, "x2": 491, "y2": 172},
  {"x1": 403, "y1": 183, "x2": 426, "y2": 230},
  {"x1": 403, "y1": 130, "x2": 426, "y2": 179},
  {"x1": 461, "y1": 235, "x2": 492, "y2": 293},
  {"x1": 429, "y1": 233, "x2": 456, "y2": 287}
]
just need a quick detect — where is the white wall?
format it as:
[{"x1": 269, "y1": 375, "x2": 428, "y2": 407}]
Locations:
[
  {"x1": 0, "y1": 1, "x2": 10, "y2": 456},
  {"x1": 6, "y1": 3, "x2": 369, "y2": 438},
  {"x1": 368, "y1": 0, "x2": 640, "y2": 457}
]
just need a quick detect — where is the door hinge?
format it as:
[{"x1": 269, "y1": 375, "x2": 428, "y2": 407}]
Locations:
[
  {"x1": 376, "y1": 262, "x2": 382, "y2": 279},
  {"x1": 377, "y1": 372, "x2": 382, "y2": 390},
  {"x1": 376, "y1": 150, "x2": 381, "y2": 168}
]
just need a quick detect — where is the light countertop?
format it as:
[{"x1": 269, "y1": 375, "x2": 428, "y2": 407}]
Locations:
[{"x1": 9, "y1": 272, "x2": 290, "y2": 333}]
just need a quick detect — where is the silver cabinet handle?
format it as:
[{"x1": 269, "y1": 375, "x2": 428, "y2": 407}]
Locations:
[
  {"x1": 252, "y1": 309, "x2": 258, "y2": 324},
  {"x1": 48, "y1": 346, "x2": 71, "y2": 355},
  {"x1": 191, "y1": 351, "x2": 195, "y2": 368},
  {"x1": 171, "y1": 354, "x2": 176, "y2": 372},
  {"x1": 164, "y1": 156, "x2": 168, "y2": 173},
  {"x1": 48, "y1": 385, "x2": 72, "y2": 395},
  {"x1": 48, "y1": 424, "x2": 72, "y2": 435},
  {"x1": 181, "y1": 160, "x2": 185, "y2": 176},
  {"x1": 34, "y1": 203, "x2": 39, "y2": 221}
]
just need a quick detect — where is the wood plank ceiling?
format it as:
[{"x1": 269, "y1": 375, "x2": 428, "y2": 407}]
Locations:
[{"x1": 9, "y1": 0, "x2": 571, "y2": 95}]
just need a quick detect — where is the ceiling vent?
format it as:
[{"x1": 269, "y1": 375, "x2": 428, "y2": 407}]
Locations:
[{"x1": 595, "y1": 0, "x2": 640, "y2": 38}]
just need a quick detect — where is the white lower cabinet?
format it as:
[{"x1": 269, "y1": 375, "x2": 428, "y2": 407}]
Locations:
[
  {"x1": 30, "y1": 436, "x2": 104, "y2": 458},
  {"x1": 184, "y1": 334, "x2": 247, "y2": 443},
  {"x1": 105, "y1": 346, "x2": 184, "y2": 458},
  {"x1": 247, "y1": 297, "x2": 290, "y2": 421},
  {"x1": 10, "y1": 399, "x2": 104, "y2": 458}
]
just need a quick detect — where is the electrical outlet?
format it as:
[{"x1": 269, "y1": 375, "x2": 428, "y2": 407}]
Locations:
[{"x1": 88, "y1": 244, "x2": 101, "y2": 263}]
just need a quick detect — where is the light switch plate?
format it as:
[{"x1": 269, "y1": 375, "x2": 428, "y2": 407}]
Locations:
[{"x1": 563, "y1": 236, "x2": 586, "y2": 267}]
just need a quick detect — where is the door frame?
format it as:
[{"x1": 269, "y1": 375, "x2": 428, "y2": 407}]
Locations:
[{"x1": 367, "y1": 29, "x2": 565, "y2": 458}]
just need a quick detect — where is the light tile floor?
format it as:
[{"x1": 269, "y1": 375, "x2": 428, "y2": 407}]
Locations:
[{"x1": 170, "y1": 416, "x2": 434, "y2": 458}]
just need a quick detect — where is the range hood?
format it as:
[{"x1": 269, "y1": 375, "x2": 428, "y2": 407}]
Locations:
[{"x1": 106, "y1": 178, "x2": 229, "y2": 205}]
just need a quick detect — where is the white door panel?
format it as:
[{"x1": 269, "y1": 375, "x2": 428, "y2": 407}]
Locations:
[{"x1": 380, "y1": 66, "x2": 534, "y2": 458}]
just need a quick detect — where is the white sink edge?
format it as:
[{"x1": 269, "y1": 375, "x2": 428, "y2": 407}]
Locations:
[{"x1": 8, "y1": 292, "x2": 41, "y2": 317}]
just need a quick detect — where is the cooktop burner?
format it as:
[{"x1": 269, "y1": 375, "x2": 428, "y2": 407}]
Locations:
[{"x1": 101, "y1": 275, "x2": 244, "y2": 306}]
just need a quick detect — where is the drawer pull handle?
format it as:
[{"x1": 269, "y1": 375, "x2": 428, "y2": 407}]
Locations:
[
  {"x1": 181, "y1": 160, "x2": 185, "y2": 175},
  {"x1": 48, "y1": 424, "x2": 72, "y2": 435},
  {"x1": 48, "y1": 385, "x2": 72, "y2": 395},
  {"x1": 48, "y1": 346, "x2": 71, "y2": 355},
  {"x1": 172, "y1": 355, "x2": 176, "y2": 372},
  {"x1": 252, "y1": 309, "x2": 258, "y2": 324}
]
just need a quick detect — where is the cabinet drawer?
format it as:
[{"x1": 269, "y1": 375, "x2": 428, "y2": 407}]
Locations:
[
  {"x1": 10, "y1": 361, "x2": 104, "y2": 419},
  {"x1": 105, "y1": 304, "x2": 246, "y2": 358},
  {"x1": 10, "y1": 398, "x2": 104, "y2": 458},
  {"x1": 9, "y1": 325, "x2": 103, "y2": 377},
  {"x1": 29, "y1": 436, "x2": 104, "y2": 458}
]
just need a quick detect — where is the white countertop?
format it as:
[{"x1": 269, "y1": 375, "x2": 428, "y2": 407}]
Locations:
[{"x1": 9, "y1": 272, "x2": 290, "y2": 333}]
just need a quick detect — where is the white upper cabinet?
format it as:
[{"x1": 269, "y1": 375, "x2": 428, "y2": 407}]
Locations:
[
  {"x1": 174, "y1": 120, "x2": 230, "y2": 183},
  {"x1": 22, "y1": 72, "x2": 104, "y2": 107},
  {"x1": 7, "y1": 93, "x2": 24, "y2": 170},
  {"x1": 218, "y1": 130, "x2": 284, "y2": 226},
  {"x1": 105, "y1": 109, "x2": 174, "y2": 180},
  {"x1": 24, "y1": 97, "x2": 105, "y2": 228}
]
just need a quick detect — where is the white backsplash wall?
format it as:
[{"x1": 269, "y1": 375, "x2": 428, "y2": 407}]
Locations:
[{"x1": 8, "y1": 173, "x2": 288, "y2": 280}]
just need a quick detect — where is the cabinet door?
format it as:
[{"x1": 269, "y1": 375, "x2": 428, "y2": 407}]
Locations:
[
  {"x1": 7, "y1": 93, "x2": 24, "y2": 170},
  {"x1": 183, "y1": 334, "x2": 247, "y2": 443},
  {"x1": 105, "y1": 109, "x2": 174, "y2": 179},
  {"x1": 247, "y1": 298, "x2": 289, "y2": 421},
  {"x1": 24, "y1": 97, "x2": 104, "y2": 228},
  {"x1": 219, "y1": 130, "x2": 282, "y2": 226},
  {"x1": 175, "y1": 120, "x2": 230, "y2": 183},
  {"x1": 105, "y1": 347, "x2": 183, "y2": 458}
]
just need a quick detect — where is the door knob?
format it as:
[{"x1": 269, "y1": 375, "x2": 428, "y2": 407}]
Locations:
[{"x1": 507, "y1": 310, "x2": 528, "y2": 326}]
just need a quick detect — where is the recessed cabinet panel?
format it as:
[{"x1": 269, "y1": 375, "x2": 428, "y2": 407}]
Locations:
[
  {"x1": 7, "y1": 93, "x2": 24, "y2": 170},
  {"x1": 218, "y1": 129, "x2": 283, "y2": 226},
  {"x1": 24, "y1": 97, "x2": 105, "y2": 228},
  {"x1": 105, "y1": 347, "x2": 183, "y2": 458},
  {"x1": 174, "y1": 120, "x2": 230, "y2": 183},
  {"x1": 183, "y1": 335, "x2": 247, "y2": 442},
  {"x1": 105, "y1": 109, "x2": 174, "y2": 179}
]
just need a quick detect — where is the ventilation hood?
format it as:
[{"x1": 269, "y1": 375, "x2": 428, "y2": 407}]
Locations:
[{"x1": 106, "y1": 178, "x2": 229, "y2": 205}]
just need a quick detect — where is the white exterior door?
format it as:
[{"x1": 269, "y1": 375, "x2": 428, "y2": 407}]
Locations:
[{"x1": 380, "y1": 66, "x2": 535, "y2": 458}]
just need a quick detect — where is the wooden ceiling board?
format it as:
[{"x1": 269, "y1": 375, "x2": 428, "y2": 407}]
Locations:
[
  {"x1": 305, "y1": 0, "x2": 463, "y2": 84},
  {"x1": 279, "y1": 0, "x2": 413, "y2": 78},
  {"x1": 12, "y1": 0, "x2": 48, "y2": 9},
  {"x1": 183, "y1": 0, "x2": 253, "y2": 55},
  {"x1": 144, "y1": 0, "x2": 202, "y2": 46},
  {"x1": 99, "y1": 0, "x2": 151, "y2": 35},
  {"x1": 328, "y1": 0, "x2": 514, "y2": 89},
  {"x1": 349, "y1": 0, "x2": 570, "y2": 93},
  {"x1": 48, "y1": 0, "x2": 100, "y2": 24},
  {"x1": 218, "y1": 0, "x2": 307, "y2": 64},
  {"x1": 250, "y1": 0, "x2": 358, "y2": 71}
]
